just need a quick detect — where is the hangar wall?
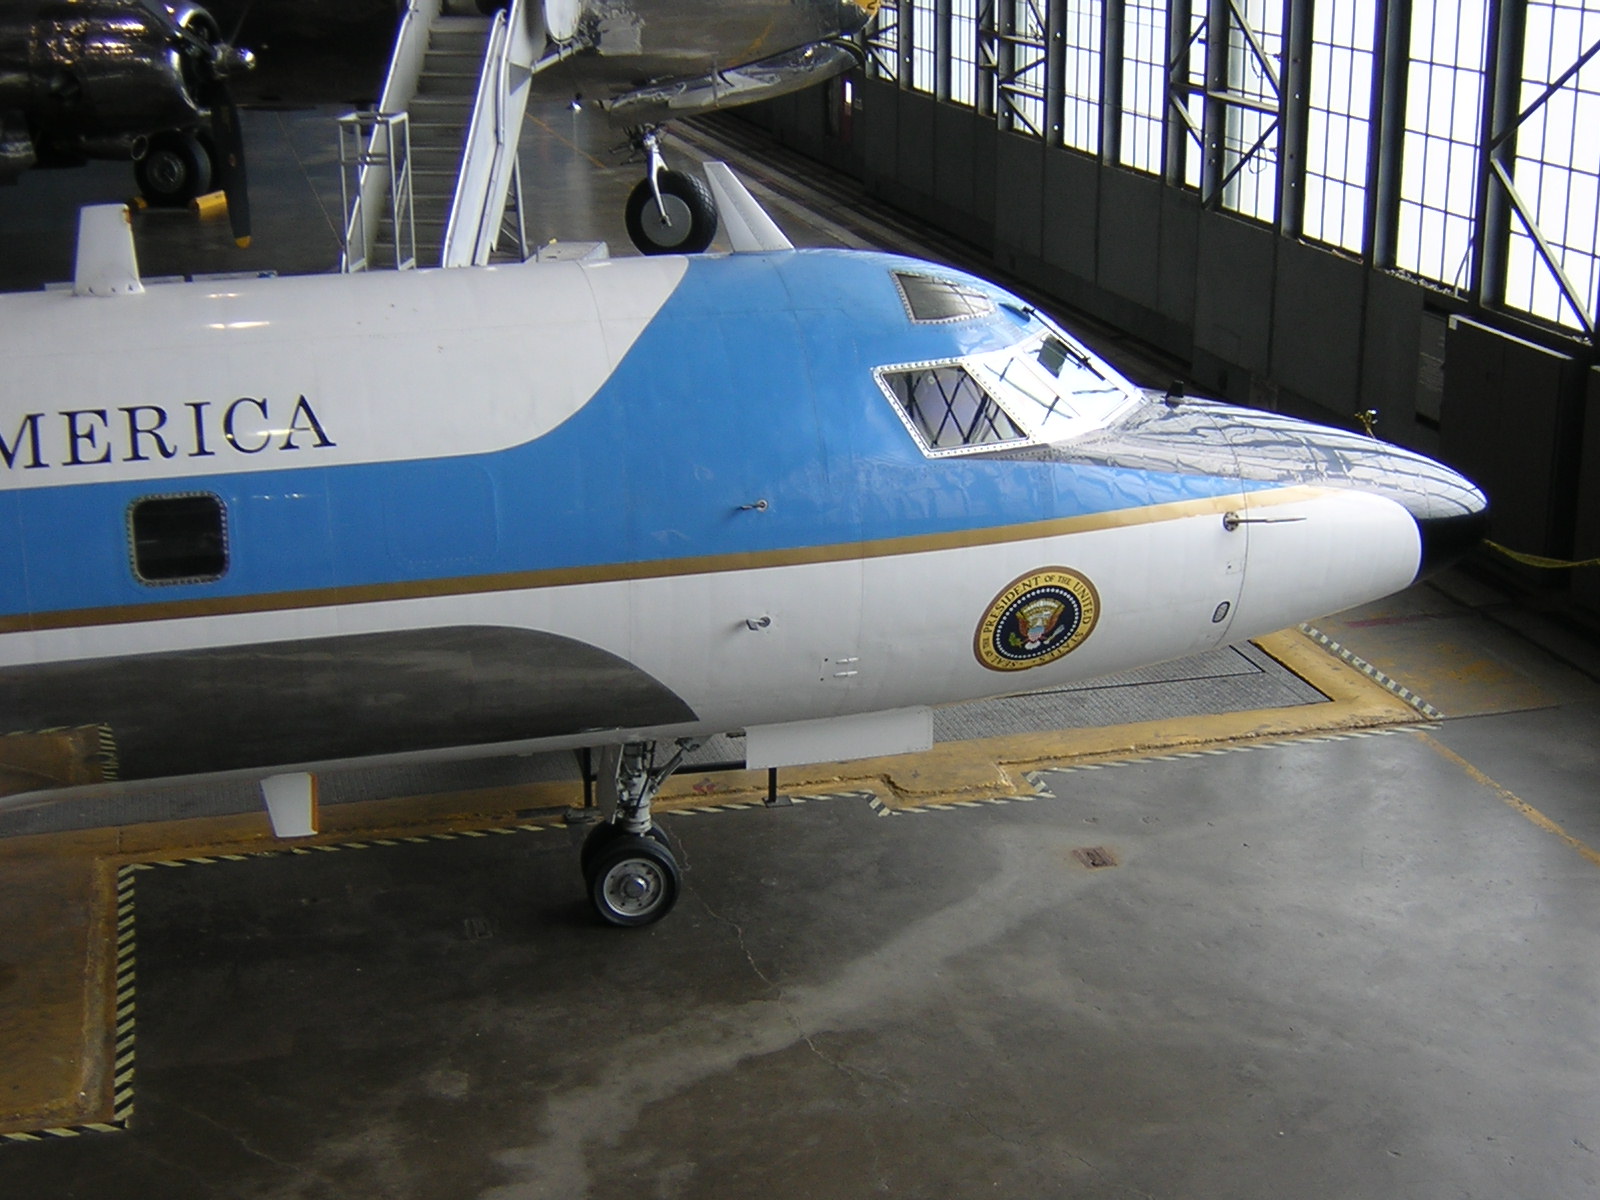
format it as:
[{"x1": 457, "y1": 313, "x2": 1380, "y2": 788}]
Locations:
[{"x1": 734, "y1": 76, "x2": 1600, "y2": 620}]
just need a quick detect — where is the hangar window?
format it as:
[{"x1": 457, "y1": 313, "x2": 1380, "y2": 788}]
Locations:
[
  {"x1": 878, "y1": 365, "x2": 1027, "y2": 454},
  {"x1": 893, "y1": 271, "x2": 996, "y2": 323},
  {"x1": 128, "y1": 493, "x2": 228, "y2": 584}
]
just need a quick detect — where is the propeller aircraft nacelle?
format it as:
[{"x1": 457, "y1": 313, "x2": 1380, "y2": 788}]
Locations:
[{"x1": 0, "y1": 0, "x2": 251, "y2": 218}]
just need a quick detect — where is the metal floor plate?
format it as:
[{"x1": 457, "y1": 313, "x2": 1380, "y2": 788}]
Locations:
[{"x1": 935, "y1": 642, "x2": 1327, "y2": 740}]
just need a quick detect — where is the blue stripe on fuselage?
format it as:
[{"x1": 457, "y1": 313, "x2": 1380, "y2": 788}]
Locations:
[{"x1": 3, "y1": 250, "x2": 1265, "y2": 619}]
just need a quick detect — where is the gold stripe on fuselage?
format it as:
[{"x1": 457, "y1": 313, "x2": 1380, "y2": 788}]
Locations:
[{"x1": 1, "y1": 487, "x2": 1330, "y2": 636}]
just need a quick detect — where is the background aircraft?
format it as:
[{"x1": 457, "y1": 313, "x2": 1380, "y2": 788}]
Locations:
[
  {"x1": 0, "y1": 180, "x2": 1487, "y2": 927},
  {"x1": 215, "y1": 0, "x2": 877, "y2": 258},
  {"x1": 0, "y1": 0, "x2": 254, "y2": 241},
  {"x1": 1, "y1": 1, "x2": 878, "y2": 259},
  {"x1": 529, "y1": 0, "x2": 879, "y2": 252}
]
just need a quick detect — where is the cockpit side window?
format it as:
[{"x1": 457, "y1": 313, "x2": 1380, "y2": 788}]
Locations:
[
  {"x1": 875, "y1": 328, "x2": 1141, "y2": 458},
  {"x1": 879, "y1": 365, "x2": 1028, "y2": 453}
]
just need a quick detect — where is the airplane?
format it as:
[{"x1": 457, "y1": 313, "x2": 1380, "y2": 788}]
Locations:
[
  {"x1": 0, "y1": 0, "x2": 254, "y2": 243},
  {"x1": 533, "y1": 0, "x2": 880, "y2": 253},
  {"x1": 0, "y1": 172, "x2": 1488, "y2": 927},
  {"x1": 332, "y1": 0, "x2": 880, "y2": 260}
]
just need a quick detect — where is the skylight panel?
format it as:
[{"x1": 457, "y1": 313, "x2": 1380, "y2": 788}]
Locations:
[{"x1": 892, "y1": 271, "x2": 996, "y2": 323}]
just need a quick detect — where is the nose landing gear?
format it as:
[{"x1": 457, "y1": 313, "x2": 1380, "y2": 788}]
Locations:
[
  {"x1": 623, "y1": 128, "x2": 718, "y2": 256},
  {"x1": 580, "y1": 739, "x2": 700, "y2": 926}
]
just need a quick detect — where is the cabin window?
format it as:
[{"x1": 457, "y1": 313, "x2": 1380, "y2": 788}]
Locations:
[
  {"x1": 878, "y1": 364, "x2": 1027, "y2": 454},
  {"x1": 128, "y1": 493, "x2": 228, "y2": 584},
  {"x1": 891, "y1": 271, "x2": 995, "y2": 323}
]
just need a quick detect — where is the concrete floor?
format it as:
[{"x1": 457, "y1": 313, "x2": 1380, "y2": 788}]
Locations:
[
  {"x1": 3, "y1": 92, "x2": 1600, "y2": 1200},
  {"x1": 3, "y1": 614, "x2": 1598, "y2": 1200}
]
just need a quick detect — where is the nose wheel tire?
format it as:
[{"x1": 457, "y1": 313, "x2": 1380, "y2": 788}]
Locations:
[
  {"x1": 135, "y1": 130, "x2": 213, "y2": 206},
  {"x1": 625, "y1": 169, "x2": 718, "y2": 255},
  {"x1": 580, "y1": 818, "x2": 673, "y2": 876},
  {"x1": 586, "y1": 834, "x2": 681, "y2": 927}
]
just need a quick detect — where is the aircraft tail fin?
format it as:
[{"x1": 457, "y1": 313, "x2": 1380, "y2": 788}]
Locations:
[{"x1": 702, "y1": 162, "x2": 794, "y2": 254}]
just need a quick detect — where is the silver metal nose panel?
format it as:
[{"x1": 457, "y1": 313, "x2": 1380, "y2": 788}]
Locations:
[
  {"x1": 1012, "y1": 396, "x2": 1489, "y2": 579},
  {"x1": 1201, "y1": 404, "x2": 1489, "y2": 578}
]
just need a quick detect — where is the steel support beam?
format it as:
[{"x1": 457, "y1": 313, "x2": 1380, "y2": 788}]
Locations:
[
  {"x1": 1101, "y1": 0, "x2": 1125, "y2": 162},
  {"x1": 1472, "y1": 0, "x2": 1523, "y2": 310},
  {"x1": 1367, "y1": 0, "x2": 1407, "y2": 268},
  {"x1": 1277, "y1": 0, "x2": 1312, "y2": 237},
  {"x1": 936, "y1": 0, "x2": 953, "y2": 99},
  {"x1": 1044, "y1": 0, "x2": 1067, "y2": 143},
  {"x1": 977, "y1": 0, "x2": 998, "y2": 116},
  {"x1": 1201, "y1": 0, "x2": 1230, "y2": 206},
  {"x1": 1165, "y1": 0, "x2": 1197, "y2": 184},
  {"x1": 899, "y1": 0, "x2": 916, "y2": 85}
]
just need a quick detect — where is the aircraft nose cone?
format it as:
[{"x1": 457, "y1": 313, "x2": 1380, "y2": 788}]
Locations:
[
  {"x1": 1194, "y1": 402, "x2": 1489, "y2": 583},
  {"x1": 1304, "y1": 435, "x2": 1489, "y2": 582},
  {"x1": 1413, "y1": 482, "x2": 1490, "y2": 581},
  {"x1": 1327, "y1": 433, "x2": 1488, "y2": 581}
]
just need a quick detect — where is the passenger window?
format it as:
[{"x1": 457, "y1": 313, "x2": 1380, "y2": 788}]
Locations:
[
  {"x1": 128, "y1": 493, "x2": 228, "y2": 584},
  {"x1": 879, "y1": 365, "x2": 1027, "y2": 453}
]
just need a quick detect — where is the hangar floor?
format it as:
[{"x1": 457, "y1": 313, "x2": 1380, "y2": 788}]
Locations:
[{"x1": 2, "y1": 103, "x2": 1600, "y2": 1199}]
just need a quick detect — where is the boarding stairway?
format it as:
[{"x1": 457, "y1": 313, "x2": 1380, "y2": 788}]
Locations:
[
  {"x1": 408, "y1": 14, "x2": 495, "y2": 261},
  {"x1": 340, "y1": 0, "x2": 542, "y2": 271}
]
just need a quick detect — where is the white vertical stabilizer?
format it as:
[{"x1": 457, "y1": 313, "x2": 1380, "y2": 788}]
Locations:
[
  {"x1": 702, "y1": 162, "x2": 795, "y2": 254},
  {"x1": 72, "y1": 205, "x2": 143, "y2": 297}
]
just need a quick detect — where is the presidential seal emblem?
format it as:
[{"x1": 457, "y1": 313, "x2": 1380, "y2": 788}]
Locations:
[{"x1": 974, "y1": 568, "x2": 1100, "y2": 672}]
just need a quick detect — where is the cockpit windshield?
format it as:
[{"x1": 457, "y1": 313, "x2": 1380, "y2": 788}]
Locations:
[{"x1": 875, "y1": 326, "x2": 1140, "y2": 457}]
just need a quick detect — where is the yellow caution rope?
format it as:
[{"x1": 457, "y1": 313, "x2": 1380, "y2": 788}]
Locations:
[
  {"x1": 1485, "y1": 541, "x2": 1600, "y2": 569},
  {"x1": 1347, "y1": 411, "x2": 1594, "y2": 569}
]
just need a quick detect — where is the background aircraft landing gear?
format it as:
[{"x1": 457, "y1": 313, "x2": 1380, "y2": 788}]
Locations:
[
  {"x1": 624, "y1": 128, "x2": 717, "y2": 256},
  {"x1": 135, "y1": 130, "x2": 212, "y2": 206},
  {"x1": 581, "y1": 740, "x2": 699, "y2": 926}
]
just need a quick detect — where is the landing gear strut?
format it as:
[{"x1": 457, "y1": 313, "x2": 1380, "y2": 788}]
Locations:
[
  {"x1": 623, "y1": 128, "x2": 718, "y2": 256},
  {"x1": 581, "y1": 739, "x2": 699, "y2": 926}
]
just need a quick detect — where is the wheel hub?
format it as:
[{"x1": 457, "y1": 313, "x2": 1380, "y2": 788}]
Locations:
[
  {"x1": 603, "y1": 858, "x2": 665, "y2": 915},
  {"x1": 643, "y1": 198, "x2": 693, "y2": 246},
  {"x1": 147, "y1": 152, "x2": 184, "y2": 191}
]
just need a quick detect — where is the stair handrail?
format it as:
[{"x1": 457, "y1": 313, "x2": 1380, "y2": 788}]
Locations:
[
  {"x1": 440, "y1": 5, "x2": 508, "y2": 267},
  {"x1": 443, "y1": 0, "x2": 542, "y2": 267},
  {"x1": 341, "y1": 0, "x2": 440, "y2": 271},
  {"x1": 474, "y1": 0, "x2": 542, "y2": 265}
]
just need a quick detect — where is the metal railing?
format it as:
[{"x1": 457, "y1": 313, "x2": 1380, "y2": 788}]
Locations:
[
  {"x1": 338, "y1": 112, "x2": 415, "y2": 272},
  {"x1": 339, "y1": 0, "x2": 438, "y2": 272}
]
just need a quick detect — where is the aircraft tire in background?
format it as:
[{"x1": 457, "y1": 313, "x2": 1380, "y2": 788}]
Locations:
[
  {"x1": 587, "y1": 834, "x2": 682, "y2": 927},
  {"x1": 135, "y1": 130, "x2": 212, "y2": 207},
  {"x1": 625, "y1": 169, "x2": 718, "y2": 255}
]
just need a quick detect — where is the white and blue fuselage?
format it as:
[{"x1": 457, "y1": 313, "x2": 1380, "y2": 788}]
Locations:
[{"x1": 0, "y1": 243, "x2": 1487, "y2": 792}]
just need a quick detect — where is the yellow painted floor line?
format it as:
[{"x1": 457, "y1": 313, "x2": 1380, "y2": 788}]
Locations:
[{"x1": 1418, "y1": 733, "x2": 1600, "y2": 870}]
